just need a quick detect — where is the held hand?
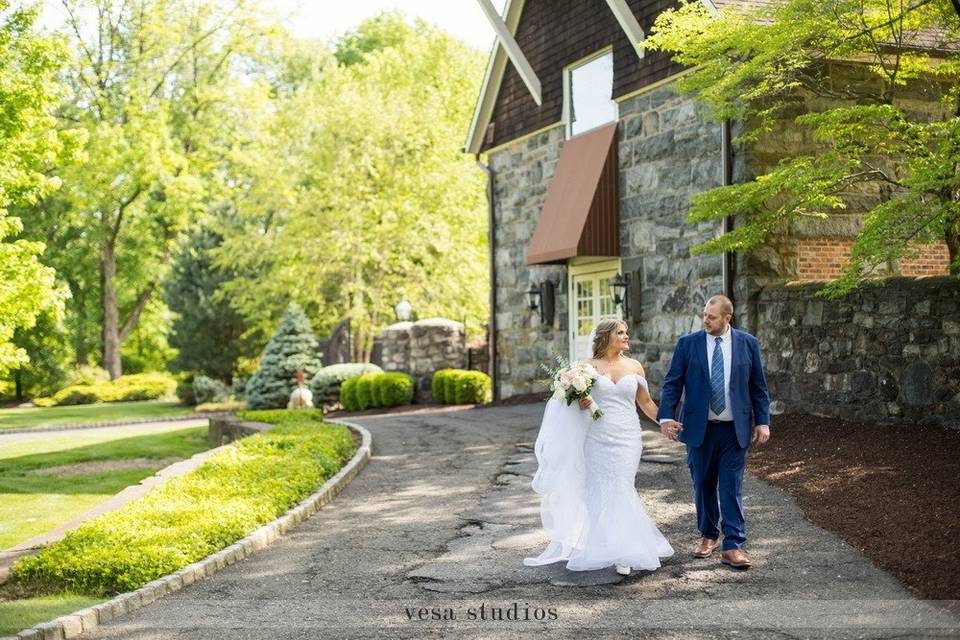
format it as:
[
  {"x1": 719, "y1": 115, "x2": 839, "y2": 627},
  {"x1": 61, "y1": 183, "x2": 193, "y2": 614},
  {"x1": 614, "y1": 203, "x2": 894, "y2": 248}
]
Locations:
[
  {"x1": 751, "y1": 425, "x2": 770, "y2": 445},
  {"x1": 578, "y1": 396, "x2": 593, "y2": 410},
  {"x1": 660, "y1": 420, "x2": 683, "y2": 442}
]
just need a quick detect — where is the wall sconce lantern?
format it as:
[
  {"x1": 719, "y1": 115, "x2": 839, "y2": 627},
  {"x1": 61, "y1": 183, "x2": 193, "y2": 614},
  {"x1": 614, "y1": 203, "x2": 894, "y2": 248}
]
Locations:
[
  {"x1": 609, "y1": 272, "x2": 630, "y2": 318},
  {"x1": 526, "y1": 280, "x2": 556, "y2": 325},
  {"x1": 526, "y1": 284, "x2": 541, "y2": 314},
  {"x1": 394, "y1": 299, "x2": 413, "y2": 322}
]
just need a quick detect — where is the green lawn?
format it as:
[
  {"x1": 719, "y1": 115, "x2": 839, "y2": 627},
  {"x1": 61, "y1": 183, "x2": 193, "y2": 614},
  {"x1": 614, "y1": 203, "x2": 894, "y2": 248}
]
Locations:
[
  {"x1": 0, "y1": 401, "x2": 193, "y2": 431},
  {"x1": 0, "y1": 424, "x2": 209, "y2": 549},
  {"x1": 0, "y1": 593, "x2": 105, "y2": 636}
]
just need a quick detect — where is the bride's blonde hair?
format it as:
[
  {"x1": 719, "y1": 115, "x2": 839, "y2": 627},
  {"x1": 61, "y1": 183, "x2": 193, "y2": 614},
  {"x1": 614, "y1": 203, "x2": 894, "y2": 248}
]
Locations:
[{"x1": 592, "y1": 319, "x2": 628, "y2": 359}]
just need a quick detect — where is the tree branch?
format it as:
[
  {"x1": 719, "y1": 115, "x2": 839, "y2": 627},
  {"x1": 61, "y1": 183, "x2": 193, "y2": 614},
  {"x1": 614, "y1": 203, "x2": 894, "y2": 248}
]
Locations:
[
  {"x1": 109, "y1": 184, "x2": 144, "y2": 245},
  {"x1": 118, "y1": 282, "x2": 155, "y2": 343}
]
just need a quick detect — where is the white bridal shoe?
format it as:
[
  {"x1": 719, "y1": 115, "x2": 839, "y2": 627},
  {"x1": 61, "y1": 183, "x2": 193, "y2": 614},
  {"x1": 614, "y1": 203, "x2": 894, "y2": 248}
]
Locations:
[{"x1": 615, "y1": 565, "x2": 631, "y2": 576}]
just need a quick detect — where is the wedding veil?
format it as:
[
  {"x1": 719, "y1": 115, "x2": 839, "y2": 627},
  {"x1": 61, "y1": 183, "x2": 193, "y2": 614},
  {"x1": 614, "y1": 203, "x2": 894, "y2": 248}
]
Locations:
[{"x1": 522, "y1": 327, "x2": 596, "y2": 566}]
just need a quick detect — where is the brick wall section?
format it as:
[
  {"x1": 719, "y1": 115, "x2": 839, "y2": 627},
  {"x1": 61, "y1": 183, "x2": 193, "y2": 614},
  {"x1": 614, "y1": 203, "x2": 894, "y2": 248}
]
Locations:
[
  {"x1": 796, "y1": 237, "x2": 952, "y2": 281},
  {"x1": 482, "y1": 0, "x2": 684, "y2": 152}
]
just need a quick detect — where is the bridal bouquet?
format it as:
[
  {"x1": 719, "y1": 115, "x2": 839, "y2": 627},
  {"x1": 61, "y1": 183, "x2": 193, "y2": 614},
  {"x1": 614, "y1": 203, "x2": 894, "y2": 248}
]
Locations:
[{"x1": 543, "y1": 359, "x2": 604, "y2": 420}]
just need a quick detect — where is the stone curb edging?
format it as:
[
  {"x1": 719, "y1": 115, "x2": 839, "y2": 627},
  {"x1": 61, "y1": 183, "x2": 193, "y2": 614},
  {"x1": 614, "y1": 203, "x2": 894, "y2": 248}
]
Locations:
[
  {"x1": 8, "y1": 417, "x2": 372, "y2": 640},
  {"x1": 0, "y1": 412, "x2": 233, "y2": 436}
]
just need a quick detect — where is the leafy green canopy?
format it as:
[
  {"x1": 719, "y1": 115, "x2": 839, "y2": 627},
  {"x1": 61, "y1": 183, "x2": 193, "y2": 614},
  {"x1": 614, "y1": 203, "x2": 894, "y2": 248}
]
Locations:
[
  {"x1": 644, "y1": 0, "x2": 960, "y2": 296},
  {"x1": 215, "y1": 13, "x2": 488, "y2": 360},
  {"x1": 0, "y1": 1, "x2": 81, "y2": 376}
]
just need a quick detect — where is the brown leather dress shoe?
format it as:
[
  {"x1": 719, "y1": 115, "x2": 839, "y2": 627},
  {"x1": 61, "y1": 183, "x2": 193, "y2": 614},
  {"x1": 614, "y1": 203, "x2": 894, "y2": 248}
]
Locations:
[
  {"x1": 692, "y1": 537, "x2": 720, "y2": 558},
  {"x1": 720, "y1": 549, "x2": 752, "y2": 569}
]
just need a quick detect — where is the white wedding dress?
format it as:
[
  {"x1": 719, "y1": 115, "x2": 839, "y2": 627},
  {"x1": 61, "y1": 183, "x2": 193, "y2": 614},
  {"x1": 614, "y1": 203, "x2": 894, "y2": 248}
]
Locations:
[{"x1": 524, "y1": 373, "x2": 674, "y2": 571}]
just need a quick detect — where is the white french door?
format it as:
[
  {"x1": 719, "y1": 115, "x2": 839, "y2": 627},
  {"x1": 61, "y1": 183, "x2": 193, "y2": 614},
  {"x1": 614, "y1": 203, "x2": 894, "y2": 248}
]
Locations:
[{"x1": 569, "y1": 261, "x2": 622, "y2": 362}]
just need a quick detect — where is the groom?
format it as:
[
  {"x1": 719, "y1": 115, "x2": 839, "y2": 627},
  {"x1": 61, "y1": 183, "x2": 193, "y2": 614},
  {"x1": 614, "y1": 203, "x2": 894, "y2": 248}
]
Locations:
[{"x1": 657, "y1": 295, "x2": 770, "y2": 569}]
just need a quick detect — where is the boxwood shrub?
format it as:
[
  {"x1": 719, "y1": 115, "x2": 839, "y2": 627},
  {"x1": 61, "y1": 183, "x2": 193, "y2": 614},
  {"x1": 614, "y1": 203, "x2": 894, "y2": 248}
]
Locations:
[
  {"x1": 353, "y1": 373, "x2": 381, "y2": 411},
  {"x1": 11, "y1": 409, "x2": 354, "y2": 597},
  {"x1": 340, "y1": 377, "x2": 360, "y2": 411},
  {"x1": 430, "y1": 369, "x2": 492, "y2": 405},
  {"x1": 431, "y1": 369, "x2": 454, "y2": 405},
  {"x1": 375, "y1": 372, "x2": 415, "y2": 407}
]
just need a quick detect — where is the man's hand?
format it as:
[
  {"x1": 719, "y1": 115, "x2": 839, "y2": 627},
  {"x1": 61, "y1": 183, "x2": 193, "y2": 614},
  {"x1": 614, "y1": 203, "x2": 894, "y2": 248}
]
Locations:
[
  {"x1": 660, "y1": 420, "x2": 682, "y2": 441},
  {"x1": 578, "y1": 396, "x2": 592, "y2": 410},
  {"x1": 751, "y1": 425, "x2": 770, "y2": 445}
]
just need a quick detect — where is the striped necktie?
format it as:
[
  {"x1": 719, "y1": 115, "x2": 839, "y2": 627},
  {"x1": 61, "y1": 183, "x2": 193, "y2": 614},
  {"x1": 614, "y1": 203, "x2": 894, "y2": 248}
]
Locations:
[{"x1": 710, "y1": 336, "x2": 725, "y2": 414}]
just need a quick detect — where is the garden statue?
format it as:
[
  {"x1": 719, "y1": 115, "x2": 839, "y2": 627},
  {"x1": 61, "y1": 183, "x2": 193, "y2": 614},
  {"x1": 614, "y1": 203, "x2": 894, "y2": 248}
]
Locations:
[{"x1": 288, "y1": 369, "x2": 314, "y2": 409}]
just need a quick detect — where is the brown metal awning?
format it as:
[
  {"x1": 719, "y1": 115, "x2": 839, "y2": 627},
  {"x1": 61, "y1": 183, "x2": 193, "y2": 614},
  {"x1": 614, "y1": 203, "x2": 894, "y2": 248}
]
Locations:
[{"x1": 525, "y1": 122, "x2": 620, "y2": 265}]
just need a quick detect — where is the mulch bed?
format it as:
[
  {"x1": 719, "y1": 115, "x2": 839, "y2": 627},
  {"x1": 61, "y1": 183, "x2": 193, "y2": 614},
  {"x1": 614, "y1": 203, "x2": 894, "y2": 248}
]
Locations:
[{"x1": 747, "y1": 413, "x2": 960, "y2": 600}]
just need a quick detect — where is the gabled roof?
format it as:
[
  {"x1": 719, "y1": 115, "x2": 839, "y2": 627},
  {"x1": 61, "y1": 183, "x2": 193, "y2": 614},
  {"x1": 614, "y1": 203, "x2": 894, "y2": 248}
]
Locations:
[{"x1": 465, "y1": 0, "x2": 717, "y2": 155}]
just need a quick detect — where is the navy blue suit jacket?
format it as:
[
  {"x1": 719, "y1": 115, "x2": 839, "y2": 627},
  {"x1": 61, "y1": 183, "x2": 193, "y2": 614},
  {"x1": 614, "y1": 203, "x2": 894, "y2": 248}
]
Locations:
[{"x1": 656, "y1": 328, "x2": 771, "y2": 449}]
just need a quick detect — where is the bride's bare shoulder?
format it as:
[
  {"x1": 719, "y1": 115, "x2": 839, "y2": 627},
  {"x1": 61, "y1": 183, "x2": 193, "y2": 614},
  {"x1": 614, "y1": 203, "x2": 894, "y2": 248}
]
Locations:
[{"x1": 625, "y1": 357, "x2": 646, "y2": 376}]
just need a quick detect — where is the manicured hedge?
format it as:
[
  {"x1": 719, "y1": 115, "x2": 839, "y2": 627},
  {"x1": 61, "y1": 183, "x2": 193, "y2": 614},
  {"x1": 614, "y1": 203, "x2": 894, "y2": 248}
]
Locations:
[
  {"x1": 430, "y1": 369, "x2": 492, "y2": 405},
  {"x1": 377, "y1": 372, "x2": 415, "y2": 407},
  {"x1": 11, "y1": 409, "x2": 354, "y2": 597},
  {"x1": 431, "y1": 368, "x2": 455, "y2": 405},
  {"x1": 340, "y1": 376, "x2": 360, "y2": 411},
  {"x1": 33, "y1": 373, "x2": 178, "y2": 407},
  {"x1": 339, "y1": 372, "x2": 415, "y2": 412}
]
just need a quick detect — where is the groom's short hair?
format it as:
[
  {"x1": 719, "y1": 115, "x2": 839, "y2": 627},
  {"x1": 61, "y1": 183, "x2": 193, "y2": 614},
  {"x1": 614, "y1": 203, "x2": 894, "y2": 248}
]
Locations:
[{"x1": 706, "y1": 295, "x2": 734, "y2": 316}]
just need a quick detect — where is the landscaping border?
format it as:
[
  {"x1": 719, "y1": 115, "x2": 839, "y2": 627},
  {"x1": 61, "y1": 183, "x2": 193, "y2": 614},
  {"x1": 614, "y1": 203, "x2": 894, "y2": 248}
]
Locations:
[
  {"x1": 5, "y1": 417, "x2": 372, "y2": 640},
  {"x1": 0, "y1": 413, "x2": 233, "y2": 437}
]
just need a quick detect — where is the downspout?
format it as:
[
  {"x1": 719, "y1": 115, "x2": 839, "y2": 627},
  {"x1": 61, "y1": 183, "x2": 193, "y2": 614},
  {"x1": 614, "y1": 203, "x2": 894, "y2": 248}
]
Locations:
[
  {"x1": 476, "y1": 155, "x2": 499, "y2": 401},
  {"x1": 721, "y1": 119, "x2": 735, "y2": 310}
]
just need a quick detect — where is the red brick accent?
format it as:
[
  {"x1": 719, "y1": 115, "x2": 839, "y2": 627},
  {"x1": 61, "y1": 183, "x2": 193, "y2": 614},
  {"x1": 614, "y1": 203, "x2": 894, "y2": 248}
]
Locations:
[{"x1": 795, "y1": 238, "x2": 952, "y2": 280}]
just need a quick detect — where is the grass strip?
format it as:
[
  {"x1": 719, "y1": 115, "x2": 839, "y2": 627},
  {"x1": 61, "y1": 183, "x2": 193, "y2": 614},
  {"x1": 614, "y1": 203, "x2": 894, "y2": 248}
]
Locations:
[
  {"x1": 8, "y1": 409, "x2": 353, "y2": 597},
  {"x1": 0, "y1": 426, "x2": 208, "y2": 549},
  {"x1": 0, "y1": 401, "x2": 193, "y2": 430},
  {"x1": 0, "y1": 593, "x2": 105, "y2": 636}
]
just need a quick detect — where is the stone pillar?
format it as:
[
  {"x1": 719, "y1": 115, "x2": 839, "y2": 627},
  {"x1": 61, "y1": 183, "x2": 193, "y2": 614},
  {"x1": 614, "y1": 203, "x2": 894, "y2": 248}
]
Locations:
[{"x1": 375, "y1": 318, "x2": 468, "y2": 403}]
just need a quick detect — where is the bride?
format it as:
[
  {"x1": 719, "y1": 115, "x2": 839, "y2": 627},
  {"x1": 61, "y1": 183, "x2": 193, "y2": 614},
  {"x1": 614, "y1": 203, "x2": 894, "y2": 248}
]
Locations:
[{"x1": 524, "y1": 319, "x2": 674, "y2": 575}]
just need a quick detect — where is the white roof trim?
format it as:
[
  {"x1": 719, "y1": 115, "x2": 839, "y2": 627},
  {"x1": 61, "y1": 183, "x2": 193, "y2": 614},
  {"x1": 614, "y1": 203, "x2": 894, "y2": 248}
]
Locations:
[
  {"x1": 606, "y1": 0, "x2": 646, "y2": 60},
  {"x1": 465, "y1": 0, "x2": 526, "y2": 155},
  {"x1": 476, "y1": 0, "x2": 541, "y2": 107}
]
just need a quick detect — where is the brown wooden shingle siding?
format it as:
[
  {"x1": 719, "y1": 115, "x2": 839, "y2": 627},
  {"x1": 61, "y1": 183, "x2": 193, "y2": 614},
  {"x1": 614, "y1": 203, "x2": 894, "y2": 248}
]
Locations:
[{"x1": 481, "y1": 0, "x2": 685, "y2": 152}]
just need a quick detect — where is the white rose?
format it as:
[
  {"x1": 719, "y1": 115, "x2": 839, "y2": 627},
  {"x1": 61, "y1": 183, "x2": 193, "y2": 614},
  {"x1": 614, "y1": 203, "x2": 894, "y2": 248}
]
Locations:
[{"x1": 572, "y1": 375, "x2": 588, "y2": 392}]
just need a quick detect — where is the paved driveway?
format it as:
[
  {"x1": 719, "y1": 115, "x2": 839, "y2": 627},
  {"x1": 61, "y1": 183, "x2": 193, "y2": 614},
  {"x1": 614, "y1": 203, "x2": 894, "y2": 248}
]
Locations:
[{"x1": 82, "y1": 403, "x2": 959, "y2": 639}]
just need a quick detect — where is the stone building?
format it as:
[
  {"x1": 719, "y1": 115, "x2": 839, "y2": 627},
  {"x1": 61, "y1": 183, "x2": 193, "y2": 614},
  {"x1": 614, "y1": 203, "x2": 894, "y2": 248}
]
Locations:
[{"x1": 466, "y1": 0, "x2": 957, "y2": 425}]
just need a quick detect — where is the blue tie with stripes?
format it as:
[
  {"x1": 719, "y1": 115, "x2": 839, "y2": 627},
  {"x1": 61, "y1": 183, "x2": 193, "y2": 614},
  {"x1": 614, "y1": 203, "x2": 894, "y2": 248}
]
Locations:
[{"x1": 710, "y1": 336, "x2": 725, "y2": 414}]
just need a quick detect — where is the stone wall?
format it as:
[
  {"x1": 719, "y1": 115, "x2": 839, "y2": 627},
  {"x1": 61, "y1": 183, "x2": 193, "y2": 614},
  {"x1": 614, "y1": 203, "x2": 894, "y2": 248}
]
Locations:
[
  {"x1": 617, "y1": 85, "x2": 730, "y2": 395},
  {"x1": 488, "y1": 82, "x2": 732, "y2": 399},
  {"x1": 489, "y1": 125, "x2": 568, "y2": 399},
  {"x1": 755, "y1": 276, "x2": 960, "y2": 427},
  {"x1": 378, "y1": 318, "x2": 467, "y2": 402}
]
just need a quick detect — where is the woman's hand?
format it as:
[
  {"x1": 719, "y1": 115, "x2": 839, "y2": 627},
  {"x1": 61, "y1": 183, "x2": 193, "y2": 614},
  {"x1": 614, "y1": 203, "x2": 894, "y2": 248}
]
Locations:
[{"x1": 578, "y1": 396, "x2": 592, "y2": 410}]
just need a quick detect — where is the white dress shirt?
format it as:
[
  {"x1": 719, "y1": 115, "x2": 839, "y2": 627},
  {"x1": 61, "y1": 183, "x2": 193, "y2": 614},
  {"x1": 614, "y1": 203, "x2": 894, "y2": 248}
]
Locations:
[{"x1": 706, "y1": 325, "x2": 734, "y2": 422}]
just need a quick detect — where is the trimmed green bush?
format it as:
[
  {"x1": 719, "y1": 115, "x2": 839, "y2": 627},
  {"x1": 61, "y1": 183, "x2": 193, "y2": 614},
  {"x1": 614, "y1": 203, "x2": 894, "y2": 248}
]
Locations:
[
  {"x1": 309, "y1": 363, "x2": 382, "y2": 407},
  {"x1": 374, "y1": 372, "x2": 415, "y2": 407},
  {"x1": 11, "y1": 409, "x2": 354, "y2": 597},
  {"x1": 430, "y1": 369, "x2": 492, "y2": 405},
  {"x1": 431, "y1": 369, "x2": 454, "y2": 405},
  {"x1": 453, "y1": 371, "x2": 493, "y2": 404},
  {"x1": 354, "y1": 373, "x2": 380, "y2": 411},
  {"x1": 340, "y1": 377, "x2": 360, "y2": 411}
]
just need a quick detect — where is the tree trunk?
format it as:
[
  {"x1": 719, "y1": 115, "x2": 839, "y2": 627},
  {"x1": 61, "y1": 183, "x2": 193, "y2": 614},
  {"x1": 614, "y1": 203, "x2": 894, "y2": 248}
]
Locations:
[
  {"x1": 101, "y1": 241, "x2": 122, "y2": 379},
  {"x1": 14, "y1": 369, "x2": 22, "y2": 402},
  {"x1": 946, "y1": 225, "x2": 960, "y2": 276}
]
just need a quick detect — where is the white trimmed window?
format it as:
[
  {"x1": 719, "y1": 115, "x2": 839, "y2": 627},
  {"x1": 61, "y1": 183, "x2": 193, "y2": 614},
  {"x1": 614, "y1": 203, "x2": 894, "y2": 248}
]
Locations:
[
  {"x1": 569, "y1": 259, "x2": 622, "y2": 362},
  {"x1": 564, "y1": 50, "x2": 617, "y2": 138}
]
